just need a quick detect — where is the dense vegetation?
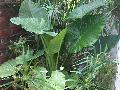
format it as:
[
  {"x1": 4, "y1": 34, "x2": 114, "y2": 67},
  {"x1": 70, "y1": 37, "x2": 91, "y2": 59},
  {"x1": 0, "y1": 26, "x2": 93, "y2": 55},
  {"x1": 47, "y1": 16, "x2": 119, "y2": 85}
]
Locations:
[{"x1": 0, "y1": 0, "x2": 119, "y2": 90}]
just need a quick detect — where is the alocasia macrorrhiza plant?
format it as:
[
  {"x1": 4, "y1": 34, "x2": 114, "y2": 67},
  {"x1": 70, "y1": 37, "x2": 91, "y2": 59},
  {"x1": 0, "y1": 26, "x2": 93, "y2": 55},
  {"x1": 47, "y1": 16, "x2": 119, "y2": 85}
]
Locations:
[
  {"x1": 10, "y1": 0, "x2": 108, "y2": 71},
  {"x1": 0, "y1": 0, "x2": 114, "y2": 90}
]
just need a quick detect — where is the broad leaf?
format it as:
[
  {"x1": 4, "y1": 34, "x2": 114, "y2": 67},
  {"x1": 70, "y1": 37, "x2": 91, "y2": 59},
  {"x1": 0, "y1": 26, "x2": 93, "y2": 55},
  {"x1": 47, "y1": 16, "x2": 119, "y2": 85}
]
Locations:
[
  {"x1": 28, "y1": 70, "x2": 66, "y2": 90},
  {"x1": 68, "y1": 14, "x2": 106, "y2": 53},
  {"x1": 19, "y1": 0, "x2": 49, "y2": 26},
  {"x1": 33, "y1": 67, "x2": 48, "y2": 79},
  {"x1": 19, "y1": 0, "x2": 47, "y2": 19},
  {"x1": 27, "y1": 67, "x2": 48, "y2": 90},
  {"x1": 10, "y1": 17, "x2": 56, "y2": 36},
  {"x1": 68, "y1": 0, "x2": 107, "y2": 19},
  {"x1": 19, "y1": 0, "x2": 33, "y2": 17},
  {"x1": 48, "y1": 71, "x2": 66, "y2": 90},
  {"x1": 48, "y1": 29, "x2": 67, "y2": 54},
  {"x1": 10, "y1": 0, "x2": 56, "y2": 36}
]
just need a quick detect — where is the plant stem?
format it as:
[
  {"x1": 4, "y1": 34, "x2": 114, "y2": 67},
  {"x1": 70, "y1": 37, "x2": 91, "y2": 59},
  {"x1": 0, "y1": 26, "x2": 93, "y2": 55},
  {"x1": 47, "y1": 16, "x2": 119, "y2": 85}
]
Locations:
[
  {"x1": 40, "y1": 35, "x2": 56, "y2": 73},
  {"x1": 40, "y1": 35, "x2": 49, "y2": 67},
  {"x1": 56, "y1": 52, "x2": 59, "y2": 70}
]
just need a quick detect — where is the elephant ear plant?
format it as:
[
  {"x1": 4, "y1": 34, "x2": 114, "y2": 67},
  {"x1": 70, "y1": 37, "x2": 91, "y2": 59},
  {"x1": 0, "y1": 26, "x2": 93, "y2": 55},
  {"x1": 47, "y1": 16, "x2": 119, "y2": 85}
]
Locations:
[{"x1": 0, "y1": 0, "x2": 115, "y2": 90}]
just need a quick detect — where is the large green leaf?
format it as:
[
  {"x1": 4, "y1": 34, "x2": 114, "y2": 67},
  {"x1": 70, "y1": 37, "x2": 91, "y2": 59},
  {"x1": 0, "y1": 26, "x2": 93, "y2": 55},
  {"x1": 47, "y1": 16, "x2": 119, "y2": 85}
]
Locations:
[
  {"x1": 68, "y1": 14, "x2": 105, "y2": 53},
  {"x1": 0, "y1": 50, "x2": 44, "y2": 78},
  {"x1": 28, "y1": 69, "x2": 66, "y2": 90},
  {"x1": 47, "y1": 70, "x2": 66, "y2": 90},
  {"x1": 48, "y1": 29, "x2": 67, "y2": 54},
  {"x1": 68, "y1": 0, "x2": 107, "y2": 19},
  {"x1": 10, "y1": 17, "x2": 56, "y2": 36},
  {"x1": 10, "y1": 0, "x2": 56, "y2": 36},
  {"x1": 19, "y1": 0, "x2": 33, "y2": 17},
  {"x1": 19, "y1": 0, "x2": 47, "y2": 19},
  {"x1": 27, "y1": 67, "x2": 48, "y2": 90}
]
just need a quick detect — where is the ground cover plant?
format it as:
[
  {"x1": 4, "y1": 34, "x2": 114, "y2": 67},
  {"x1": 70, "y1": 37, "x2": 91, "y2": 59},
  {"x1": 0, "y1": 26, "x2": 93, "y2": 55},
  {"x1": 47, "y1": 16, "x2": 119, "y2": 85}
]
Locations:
[{"x1": 0, "y1": 0, "x2": 118, "y2": 90}]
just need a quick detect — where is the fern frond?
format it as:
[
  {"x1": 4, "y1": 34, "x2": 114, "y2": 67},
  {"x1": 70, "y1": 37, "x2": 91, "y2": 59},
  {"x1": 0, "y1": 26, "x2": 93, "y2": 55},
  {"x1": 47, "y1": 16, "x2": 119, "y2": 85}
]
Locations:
[{"x1": 0, "y1": 50, "x2": 44, "y2": 78}]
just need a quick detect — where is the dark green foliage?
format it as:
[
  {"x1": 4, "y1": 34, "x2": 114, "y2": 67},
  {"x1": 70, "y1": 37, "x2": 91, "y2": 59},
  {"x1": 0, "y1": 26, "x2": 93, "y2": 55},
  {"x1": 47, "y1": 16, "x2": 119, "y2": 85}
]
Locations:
[
  {"x1": 0, "y1": 0, "x2": 117, "y2": 90},
  {"x1": 67, "y1": 14, "x2": 106, "y2": 53},
  {"x1": 68, "y1": 0, "x2": 107, "y2": 19},
  {"x1": 95, "y1": 35, "x2": 120, "y2": 53}
]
